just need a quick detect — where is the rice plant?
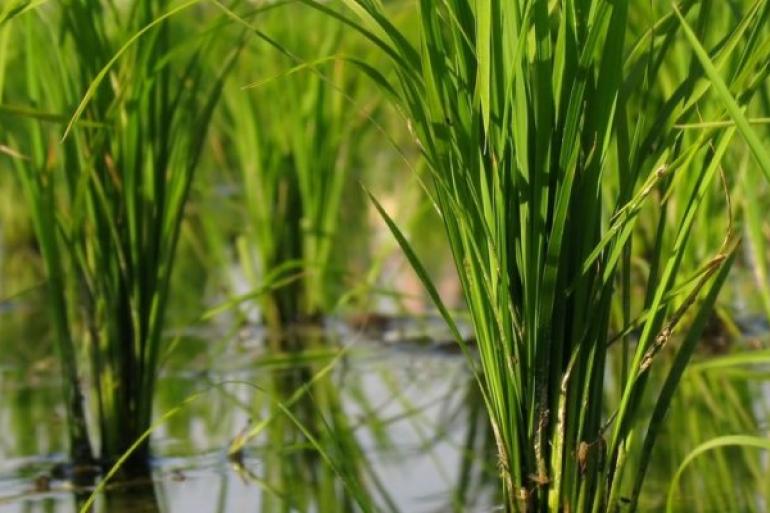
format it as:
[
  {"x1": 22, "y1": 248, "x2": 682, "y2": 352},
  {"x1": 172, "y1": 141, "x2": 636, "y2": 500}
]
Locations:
[
  {"x1": 634, "y1": 348, "x2": 770, "y2": 513},
  {"x1": 4, "y1": 2, "x2": 234, "y2": 470},
  {"x1": 303, "y1": 0, "x2": 770, "y2": 511},
  {"x1": 219, "y1": 3, "x2": 378, "y2": 329}
]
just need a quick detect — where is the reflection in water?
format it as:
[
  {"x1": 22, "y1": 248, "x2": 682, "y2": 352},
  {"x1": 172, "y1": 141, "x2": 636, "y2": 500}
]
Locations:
[
  {"x1": 253, "y1": 334, "x2": 378, "y2": 513},
  {"x1": 0, "y1": 322, "x2": 498, "y2": 513},
  {"x1": 5, "y1": 306, "x2": 767, "y2": 512},
  {"x1": 95, "y1": 485, "x2": 160, "y2": 513}
]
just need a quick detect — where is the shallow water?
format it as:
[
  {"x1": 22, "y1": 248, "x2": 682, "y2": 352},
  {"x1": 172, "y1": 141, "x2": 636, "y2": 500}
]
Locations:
[
  {"x1": 0, "y1": 318, "x2": 498, "y2": 513},
  {"x1": 2, "y1": 270, "x2": 770, "y2": 513}
]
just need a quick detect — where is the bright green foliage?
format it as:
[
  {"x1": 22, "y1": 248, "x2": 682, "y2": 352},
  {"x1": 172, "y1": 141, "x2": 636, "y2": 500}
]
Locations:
[
  {"x1": 311, "y1": 0, "x2": 770, "y2": 511},
  {"x1": 221, "y1": 4, "x2": 376, "y2": 328},
  {"x1": 5, "y1": 2, "x2": 232, "y2": 468},
  {"x1": 742, "y1": 87, "x2": 770, "y2": 322},
  {"x1": 665, "y1": 434, "x2": 770, "y2": 513},
  {"x1": 627, "y1": 349, "x2": 770, "y2": 513},
  {"x1": 2, "y1": 0, "x2": 770, "y2": 506}
]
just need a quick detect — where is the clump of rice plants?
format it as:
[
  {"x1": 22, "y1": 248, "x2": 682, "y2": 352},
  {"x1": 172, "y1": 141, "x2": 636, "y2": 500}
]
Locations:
[
  {"x1": 219, "y1": 4, "x2": 378, "y2": 330},
  {"x1": 308, "y1": 0, "x2": 770, "y2": 511},
  {"x1": 5, "y1": 2, "x2": 233, "y2": 470}
]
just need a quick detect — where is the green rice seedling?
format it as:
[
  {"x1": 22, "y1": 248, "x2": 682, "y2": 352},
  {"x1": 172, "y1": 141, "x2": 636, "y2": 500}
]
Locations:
[
  {"x1": 632, "y1": 347, "x2": 770, "y2": 513},
  {"x1": 300, "y1": 0, "x2": 770, "y2": 511},
  {"x1": 4, "y1": 2, "x2": 234, "y2": 470},
  {"x1": 218, "y1": 4, "x2": 379, "y2": 330}
]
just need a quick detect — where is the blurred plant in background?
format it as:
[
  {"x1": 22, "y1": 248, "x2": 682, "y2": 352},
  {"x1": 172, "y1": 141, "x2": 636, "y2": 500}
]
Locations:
[{"x1": 2, "y1": 1, "x2": 236, "y2": 471}]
